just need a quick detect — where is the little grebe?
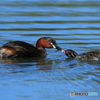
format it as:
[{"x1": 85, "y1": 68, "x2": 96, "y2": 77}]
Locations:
[
  {"x1": 63, "y1": 49, "x2": 100, "y2": 61},
  {"x1": 0, "y1": 37, "x2": 63, "y2": 58}
]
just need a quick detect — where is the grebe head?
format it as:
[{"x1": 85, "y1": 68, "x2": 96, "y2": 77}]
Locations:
[
  {"x1": 64, "y1": 49, "x2": 78, "y2": 58},
  {"x1": 36, "y1": 37, "x2": 62, "y2": 50}
]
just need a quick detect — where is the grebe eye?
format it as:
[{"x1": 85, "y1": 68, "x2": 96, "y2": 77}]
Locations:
[{"x1": 50, "y1": 43, "x2": 56, "y2": 48}]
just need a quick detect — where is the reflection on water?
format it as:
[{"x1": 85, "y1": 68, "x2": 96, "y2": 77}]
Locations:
[{"x1": 0, "y1": 0, "x2": 100, "y2": 100}]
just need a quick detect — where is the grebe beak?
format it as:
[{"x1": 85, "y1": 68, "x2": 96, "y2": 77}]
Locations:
[
  {"x1": 50, "y1": 43, "x2": 65, "y2": 52},
  {"x1": 61, "y1": 50, "x2": 66, "y2": 53},
  {"x1": 50, "y1": 43, "x2": 56, "y2": 48}
]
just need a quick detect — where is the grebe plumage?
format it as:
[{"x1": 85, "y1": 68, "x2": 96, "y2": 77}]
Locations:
[
  {"x1": 0, "y1": 37, "x2": 62, "y2": 58},
  {"x1": 63, "y1": 49, "x2": 100, "y2": 61}
]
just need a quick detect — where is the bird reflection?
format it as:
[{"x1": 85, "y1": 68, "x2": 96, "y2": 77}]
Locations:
[{"x1": 0, "y1": 57, "x2": 53, "y2": 71}]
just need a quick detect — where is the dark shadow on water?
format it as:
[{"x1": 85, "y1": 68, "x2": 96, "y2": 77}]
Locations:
[
  {"x1": 65, "y1": 57, "x2": 100, "y2": 66},
  {"x1": 0, "y1": 56, "x2": 46, "y2": 64},
  {"x1": 0, "y1": 56, "x2": 55, "y2": 75}
]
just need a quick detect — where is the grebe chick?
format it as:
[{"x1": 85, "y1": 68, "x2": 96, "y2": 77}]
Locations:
[{"x1": 63, "y1": 49, "x2": 100, "y2": 61}]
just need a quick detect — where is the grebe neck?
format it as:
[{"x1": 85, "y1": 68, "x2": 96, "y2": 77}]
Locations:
[{"x1": 37, "y1": 47, "x2": 46, "y2": 56}]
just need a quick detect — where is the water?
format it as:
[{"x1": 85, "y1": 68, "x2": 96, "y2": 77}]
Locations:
[{"x1": 0, "y1": 0, "x2": 100, "y2": 100}]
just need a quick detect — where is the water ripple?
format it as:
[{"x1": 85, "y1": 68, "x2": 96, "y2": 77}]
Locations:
[{"x1": 0, "y1": 0, "x2": 100, "y2": 100}]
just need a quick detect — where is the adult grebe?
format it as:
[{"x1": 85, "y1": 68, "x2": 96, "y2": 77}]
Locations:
[{"x1": 0, "y1": 37, "x2": 62, "y2": 58}]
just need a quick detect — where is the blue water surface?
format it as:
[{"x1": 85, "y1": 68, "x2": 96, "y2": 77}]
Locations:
[{"x1": 0, "y1": 0, "x2": 100, "y2": 100}]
